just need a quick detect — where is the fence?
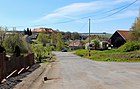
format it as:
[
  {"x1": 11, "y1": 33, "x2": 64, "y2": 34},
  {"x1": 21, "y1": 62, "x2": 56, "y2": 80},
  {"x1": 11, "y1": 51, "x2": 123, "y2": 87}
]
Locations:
[{"x1": 0, "y1": 53, "x2": 34, "y2": 83}]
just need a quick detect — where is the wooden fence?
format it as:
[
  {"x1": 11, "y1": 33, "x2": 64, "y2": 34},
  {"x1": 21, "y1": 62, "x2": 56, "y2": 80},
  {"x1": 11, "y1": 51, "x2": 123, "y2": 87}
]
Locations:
[{"x1": 0, "y1": 53, "x2": 34, "y2": 83}]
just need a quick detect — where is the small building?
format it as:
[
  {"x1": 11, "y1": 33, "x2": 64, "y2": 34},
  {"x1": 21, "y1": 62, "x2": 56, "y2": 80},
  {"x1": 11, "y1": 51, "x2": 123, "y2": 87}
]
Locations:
[
  {"x1": 69, "y1": 40, "x2": 83, "y2": 50},
  {"x1": 99, "y1": 41, "x2": 112, "y2": 50},
  {"x1": 110, "y1": 30, "x2": 130, "y2": 48}
]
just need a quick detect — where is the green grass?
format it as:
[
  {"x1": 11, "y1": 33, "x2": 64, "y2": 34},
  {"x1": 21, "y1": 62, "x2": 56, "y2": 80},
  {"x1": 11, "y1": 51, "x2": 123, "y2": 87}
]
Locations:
[{"x1": 74, "y1": 49, "x2": 140, "y2": 62}]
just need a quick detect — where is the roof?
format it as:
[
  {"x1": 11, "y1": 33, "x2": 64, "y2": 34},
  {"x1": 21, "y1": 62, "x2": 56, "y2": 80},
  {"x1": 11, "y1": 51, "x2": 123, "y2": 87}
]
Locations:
[
  {"x1": 117, "y1": 30, "x2": 130, "y2": 40},
  {"x1": 69, "y1": 40, "x2": 81, "y2": 47},
  {"x1": 32, "y1": 28, "x2": 56, "y2": 33}
]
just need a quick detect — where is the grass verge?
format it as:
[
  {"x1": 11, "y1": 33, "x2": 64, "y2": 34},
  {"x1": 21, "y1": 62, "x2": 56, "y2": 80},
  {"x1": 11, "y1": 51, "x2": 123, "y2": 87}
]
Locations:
[{"x1": 74, "y1": 49, "x2": 140, "y2": 62}]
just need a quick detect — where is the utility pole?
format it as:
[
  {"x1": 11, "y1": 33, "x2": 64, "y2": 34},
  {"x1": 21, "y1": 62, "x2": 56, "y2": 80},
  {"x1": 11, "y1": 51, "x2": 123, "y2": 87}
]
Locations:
[
  {"x1": 88, "y1": 19, "x2": 91, "y2": 56},
  {"x1": 72, "y1": 36, "x2": 74, "y2": 50},
  {"x1": 139, "y1": 6, "x2": 140, "y2": 17}
]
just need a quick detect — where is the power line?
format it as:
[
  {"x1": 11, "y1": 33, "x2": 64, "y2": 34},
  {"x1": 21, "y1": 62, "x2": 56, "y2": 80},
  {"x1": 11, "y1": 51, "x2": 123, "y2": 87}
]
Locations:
[
  {"x1": 52, "y1": 1, "x2": 138, "y2": 24},
  {"x1": 4, "y1": 0, "x2": 139, "y2": 28},
  {"x1": 78, "y1": 22, "x2": 88, "y2": 32},
  {"x1": 80, "y1": 3, "x2": 134, "y2": 19},
  {"x1": 44, "y1": 0, "x2": 139, "y2": 25},
  {"x1": 93, "y1": 0, "x2": 139, "y2": 20}
]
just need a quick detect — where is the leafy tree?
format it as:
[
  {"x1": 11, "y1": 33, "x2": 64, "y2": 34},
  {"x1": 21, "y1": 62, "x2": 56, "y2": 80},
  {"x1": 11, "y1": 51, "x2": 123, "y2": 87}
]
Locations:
[
  {"x1": 71, "y1": 32, "x2": 80, "y2": 40},
  {"x1": 46, "y1": 44, "x2": 52, "y2": 55},
  {"x1": 122, "y1": 11, "x2": 140, "y2": 51},
  {"x1": 63, "y1": 31, "x2": 72, "y2": 41},
  {"x1": 32, "y1": 44, "x2": 52, "y2": 62},
  {"x1": 32, "y1": 44, "x2": 45, "y2": 62},
  {"x1": 3, "y1": 33, "x2": 28, "y2": 53},
  {"x1": 129, "y1": 13, "x2": 140, "y2": 41},
  {"x1": 37, "y1": 32, "x2": 49, "y2": 44},
  {"x1": 51, "y1": 32, "x2": 57, "y2": 45},
  {"x1": 56, "y1": 32, "x2": 64, "y2": 50}
]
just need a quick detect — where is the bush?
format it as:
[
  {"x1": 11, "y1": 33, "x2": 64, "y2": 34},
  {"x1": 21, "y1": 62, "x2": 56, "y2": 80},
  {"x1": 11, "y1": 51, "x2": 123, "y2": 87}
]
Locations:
[{"x1": 119, "y1": 41, "x2": 140, "y2": 52}]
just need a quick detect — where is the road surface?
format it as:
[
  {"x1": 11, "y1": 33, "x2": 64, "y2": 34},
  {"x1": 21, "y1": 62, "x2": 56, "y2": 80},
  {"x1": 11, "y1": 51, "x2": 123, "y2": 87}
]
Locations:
[
  {"x1": 13, "y1": 52, "x2": 140, "y2": 89},
  {"x1": 39, "y1": 52, "x2": 140, "y2": 89}
]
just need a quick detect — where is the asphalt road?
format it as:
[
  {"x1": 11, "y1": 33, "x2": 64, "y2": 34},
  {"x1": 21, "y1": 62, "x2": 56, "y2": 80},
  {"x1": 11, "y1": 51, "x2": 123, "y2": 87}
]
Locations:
[{"x1": 40, "y1": 52, "x2": 140, "y2": 89}]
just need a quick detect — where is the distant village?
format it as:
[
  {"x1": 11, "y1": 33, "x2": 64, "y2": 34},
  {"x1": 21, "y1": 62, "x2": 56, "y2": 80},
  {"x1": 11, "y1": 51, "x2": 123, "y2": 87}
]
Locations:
[{"x1": 0, "y1": 26, "x2": 133, "y2": 51}]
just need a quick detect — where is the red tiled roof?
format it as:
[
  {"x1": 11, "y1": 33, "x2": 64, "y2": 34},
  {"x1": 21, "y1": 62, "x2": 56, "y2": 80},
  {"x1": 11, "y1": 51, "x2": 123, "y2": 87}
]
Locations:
[
  {"x1": 32, "y1": 28, "x2": 56, "y2": 33},
  {"x1": 117, "y1": 30, "x2": 130, "y2": 40},
  {"x1": 69, "y1": 40, "x2": 81, "y2": 47}
]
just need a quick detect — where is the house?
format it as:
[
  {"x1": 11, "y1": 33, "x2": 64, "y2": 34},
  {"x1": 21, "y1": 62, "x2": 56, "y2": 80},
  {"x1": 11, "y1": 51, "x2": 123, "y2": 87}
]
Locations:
[
  {"x1": 32, "y1": 28, "x2": 57, "y2": 33},
  {"x1": 31, "y1": 28, "x2": 57, "y2": 40},
  {"x1": 110, "y1": 30, "x2": 130, "y2": 48},
  {"x1": 69, "y1": 40, "x2": 83, "y2": 50}
]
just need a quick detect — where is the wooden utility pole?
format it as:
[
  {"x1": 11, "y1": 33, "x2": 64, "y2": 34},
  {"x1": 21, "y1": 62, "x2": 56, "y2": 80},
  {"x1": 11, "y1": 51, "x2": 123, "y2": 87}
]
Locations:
[
  {"x1": 139, "y1": 6, "x2": 140, "y2": 17},
  {"x1": 88, "y1": 19, "x2": 91, "y2": 56}
]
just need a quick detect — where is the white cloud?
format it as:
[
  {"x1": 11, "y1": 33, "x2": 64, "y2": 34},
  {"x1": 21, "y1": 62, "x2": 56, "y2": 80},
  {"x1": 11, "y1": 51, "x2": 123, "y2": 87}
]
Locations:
[
  {"x1": 55, "y1": 2, "x2": 101, "y2": 14},
  {"x1": 34, "y1": 1, "x2": 111, "y2": 22},
  {"x1": 34, "y1": 0, "x2": 139, "y2": 23}
]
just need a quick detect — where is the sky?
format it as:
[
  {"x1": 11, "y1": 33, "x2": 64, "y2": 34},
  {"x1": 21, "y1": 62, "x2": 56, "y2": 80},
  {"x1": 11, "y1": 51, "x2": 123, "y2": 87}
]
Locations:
[{"x1": 0, "y1": 0, "x2": 140, "y2": 33}]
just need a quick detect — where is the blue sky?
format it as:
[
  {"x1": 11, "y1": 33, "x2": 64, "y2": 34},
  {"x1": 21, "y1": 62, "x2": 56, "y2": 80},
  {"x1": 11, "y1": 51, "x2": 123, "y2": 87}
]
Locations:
[{"x1": 0, "y1": 0, "x2": 139, "y2": 33}]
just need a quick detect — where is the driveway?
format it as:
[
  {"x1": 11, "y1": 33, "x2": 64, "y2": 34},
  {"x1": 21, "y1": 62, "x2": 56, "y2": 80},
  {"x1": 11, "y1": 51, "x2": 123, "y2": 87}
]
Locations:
[{"x1": 40, "y1": 52, "x2": 140, "y2": 89}]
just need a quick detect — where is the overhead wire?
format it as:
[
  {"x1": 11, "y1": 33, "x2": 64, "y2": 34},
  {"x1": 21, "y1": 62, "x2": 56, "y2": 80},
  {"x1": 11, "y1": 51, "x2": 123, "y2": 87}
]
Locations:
[
  {"x1": 35, "y1": 0, "x2": 139, "y2": 26},
  {"x1": 93, "y1": 0, "x2": 139, "y2": 20},
  {"x1": 4, "y1": 0, "x2": 139, "y2": 28}
]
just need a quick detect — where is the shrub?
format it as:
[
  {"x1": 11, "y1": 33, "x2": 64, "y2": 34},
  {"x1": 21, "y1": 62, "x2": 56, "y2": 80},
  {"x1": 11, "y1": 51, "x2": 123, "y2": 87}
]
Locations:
[{"x1": 119, "y1": 41, "x2": 140, "y2": 52}]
